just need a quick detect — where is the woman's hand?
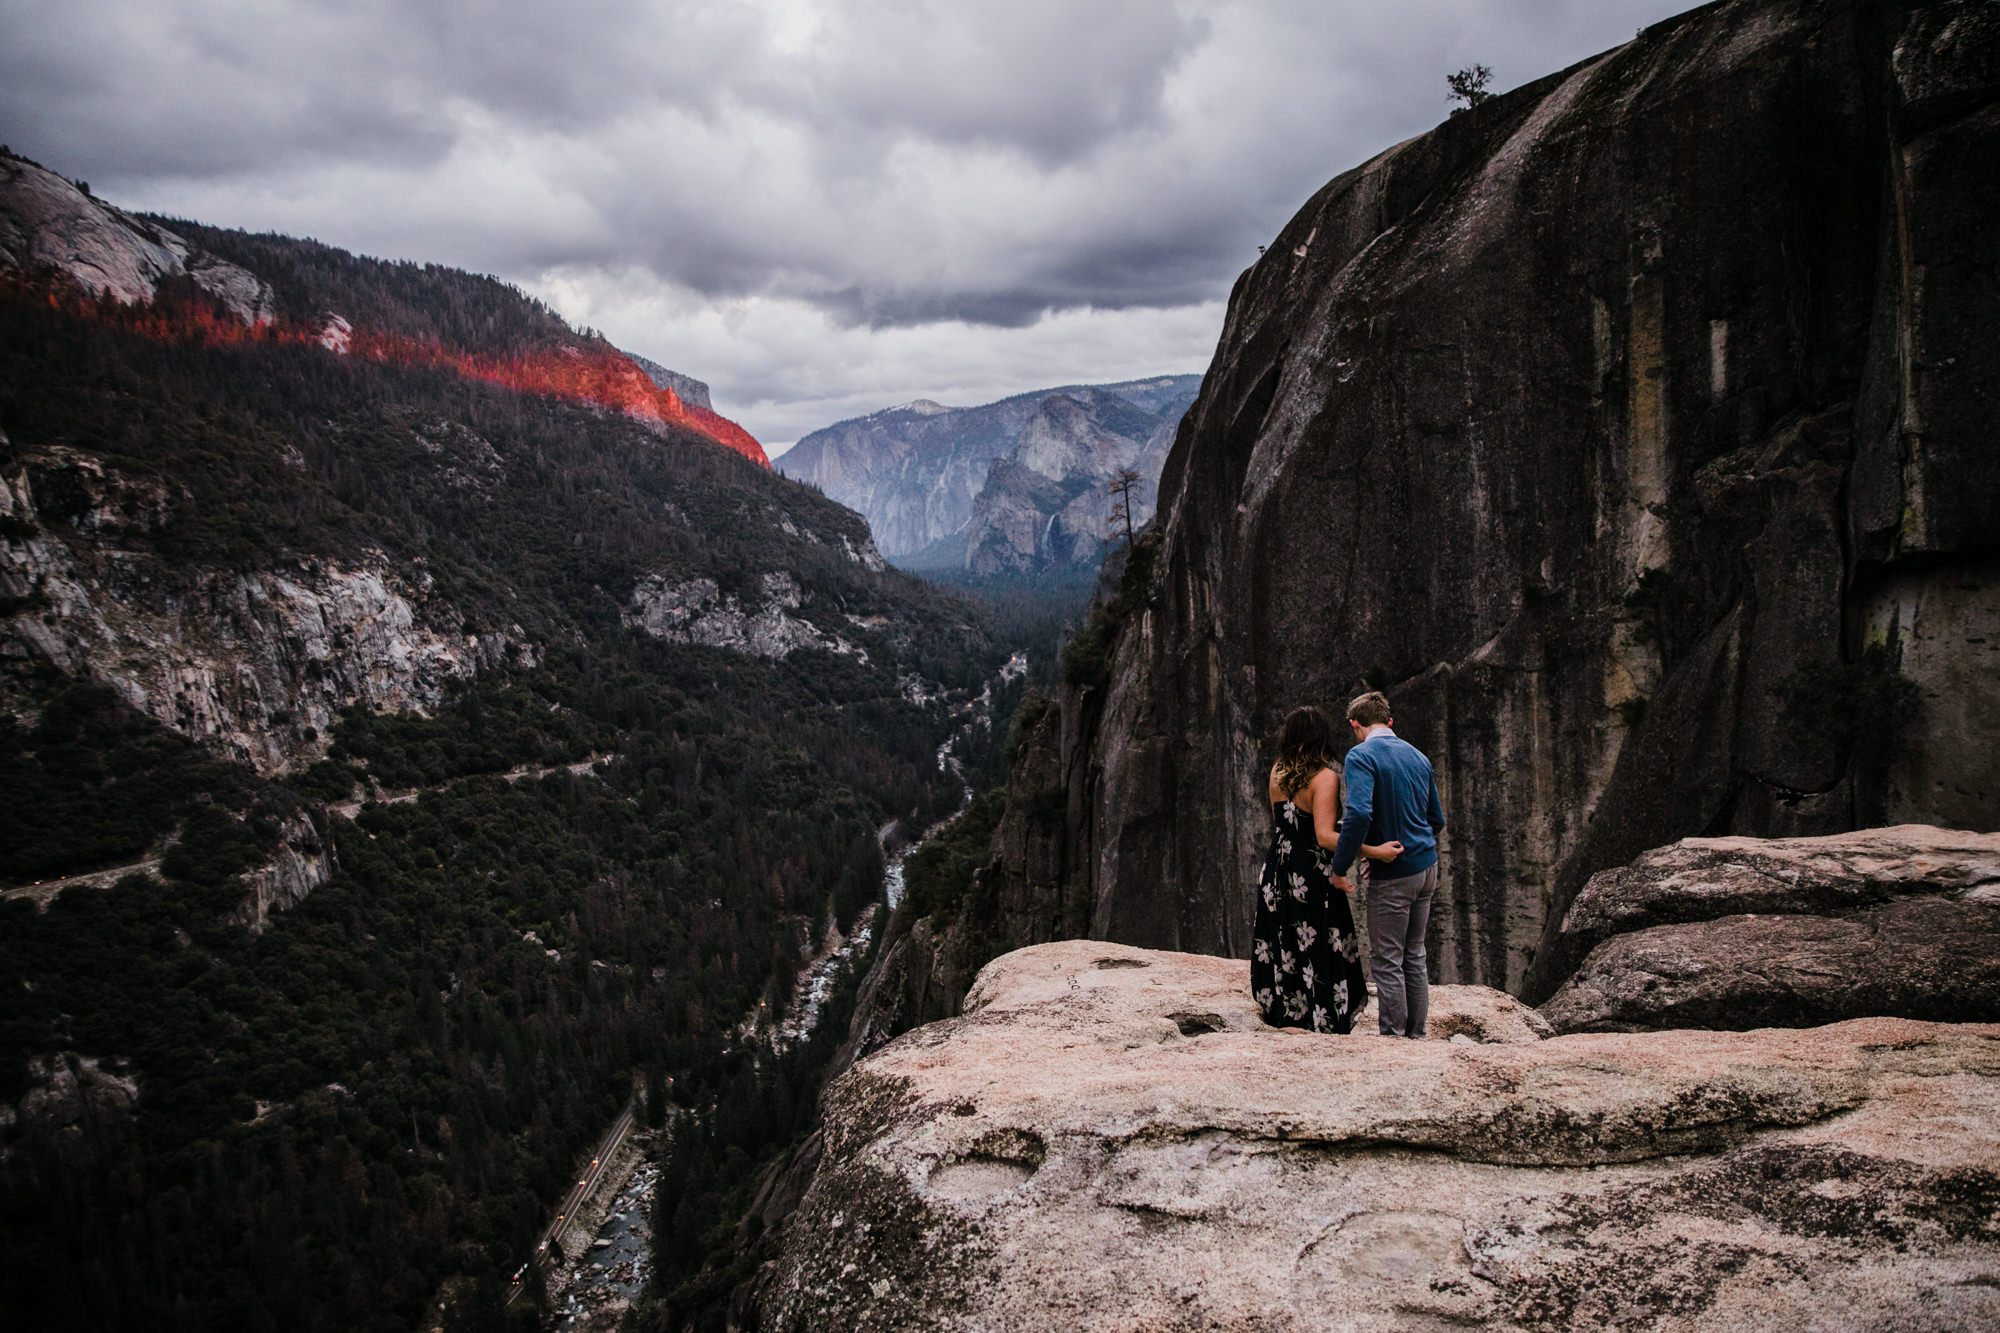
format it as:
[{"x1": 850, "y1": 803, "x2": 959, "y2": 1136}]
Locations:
[{"x1": 1362, "y1": 840, "x2": 1405, "y2": 863}]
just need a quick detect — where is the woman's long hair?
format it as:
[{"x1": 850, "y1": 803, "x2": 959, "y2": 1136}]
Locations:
[{"x1": 1274, "y1": 706, "x2": 1338, "y2": 798}]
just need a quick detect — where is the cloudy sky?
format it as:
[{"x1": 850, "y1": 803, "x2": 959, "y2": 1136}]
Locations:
[{"x1": 3, "y1": 0, "x2": 1690, "y2": 451}]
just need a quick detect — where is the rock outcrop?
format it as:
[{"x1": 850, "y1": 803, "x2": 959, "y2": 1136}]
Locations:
[
  {"x1": 754, "y1": 940, "x2": 2000, "y2": 1332},
  {"x1": 623, "y1": 570, "x2": 864, "y2": 661},
  {"x1": 779, "y1": 377, "x2": 1200, "y2": 570},
  {"x1": 0, "y1": 153, "x2": 275, "y2": 323},
  {"x1": 627, "y1": 352, "x2": 715, "y2": 411},
  {"x1": 1043, "y1": 0, "x2": 1999, "y2": 997},
  {"x1": 0, "y1": 440, "x2": 522, "y2": 774},
  {"x1": 0, "y1": 155, "x2": 771, "y2": 467},
  {"x1": 1541, "y1": 824, "x2": 2000, "y2": 1032},
  {"x1": 232, "y1": 810, "x2": 337, "y2": 931},
  {"x1": 0, "y1": 1052, "x2": 141, "y2": 1135}
]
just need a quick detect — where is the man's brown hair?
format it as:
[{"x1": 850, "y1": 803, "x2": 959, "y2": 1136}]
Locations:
[{"x1": 1345, "y1": 691, "x2": 1393, "y2": 727}]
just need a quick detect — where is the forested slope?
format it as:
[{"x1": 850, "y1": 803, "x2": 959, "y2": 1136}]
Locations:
[{"x1": 0, "y1": 157, "x2": 1006, "y2": 1332}]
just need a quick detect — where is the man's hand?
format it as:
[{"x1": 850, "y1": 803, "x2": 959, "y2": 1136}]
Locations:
[{"x1": 1331, "y1": 873, "x2": 1353, "y2": 894}]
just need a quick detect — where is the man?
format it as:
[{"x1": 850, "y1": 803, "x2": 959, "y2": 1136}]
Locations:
[{"x1": 1328, "y1": 691, "x2": 1445, "y2": 1039}]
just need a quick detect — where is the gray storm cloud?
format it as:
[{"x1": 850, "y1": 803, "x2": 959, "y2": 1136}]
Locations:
[{"x1": 0, "y1": 0, "x2": 1692, "y2": 437}]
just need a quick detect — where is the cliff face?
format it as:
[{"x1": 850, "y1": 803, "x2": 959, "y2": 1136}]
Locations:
[
  {"x1": 627, "y1": 353, "x2": 715, "y2": 412},
  {"x1": 0, "y1": 440, "x2": 519, "y2": 774},
  {"x1": 1057, "y1": 0, "x2": 1998, "y2": 997},
  {"x1": 779, "y1": 377, "x2": 1199, "y2": 570},
  {"x1": 1541, "y1": 824, "x2": 2000, "y2": 1031},
  {"x1": 959, "y1": 390, "x2": 1183, "y2": 576}
]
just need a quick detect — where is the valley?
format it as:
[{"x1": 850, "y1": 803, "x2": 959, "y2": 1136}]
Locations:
[
  {"x1": 3, "y1": 2, "x2": 1995, "y2": 1330},
  {"x1": 0, "y1": 151, "x2": 1031, "y2": 1333}
]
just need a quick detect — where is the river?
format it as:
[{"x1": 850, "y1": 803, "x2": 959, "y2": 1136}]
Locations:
[{"x1": 530, "y1": 649, "x2": 1029, "y2": 1327}]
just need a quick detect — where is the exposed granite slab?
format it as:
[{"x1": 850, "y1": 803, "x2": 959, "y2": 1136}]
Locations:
[
  {"x1": 1542, "y1": 826, "x2": 2000, "y2": 1033},
  {"x1": 753, "y1": 941, "x2": 2000, "y2": 1332}
]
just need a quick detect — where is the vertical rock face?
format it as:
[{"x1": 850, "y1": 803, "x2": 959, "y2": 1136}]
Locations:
[
  {"x1": 625, "y1": 353, "x2": 715, "y2": 412},
  {"x1": 1062, "y1": 0, "x2": 1999, "y2": 997}
]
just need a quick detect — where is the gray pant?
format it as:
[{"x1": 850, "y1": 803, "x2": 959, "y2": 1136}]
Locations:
[{"x1": 1366, "y1": 863, "x2": 1437, "y2": 1038}]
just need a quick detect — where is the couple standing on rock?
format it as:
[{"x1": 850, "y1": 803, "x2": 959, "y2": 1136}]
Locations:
[{"x1": 1251, "y1": 692, "x2": 1444, "y2": 1037}]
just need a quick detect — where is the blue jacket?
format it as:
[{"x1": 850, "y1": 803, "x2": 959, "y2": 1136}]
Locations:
[{"x1": 1329, "y1": 730, "x2": 1444, "y2": 876}]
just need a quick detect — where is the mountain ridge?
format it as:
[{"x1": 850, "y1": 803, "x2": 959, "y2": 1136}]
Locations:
[
  {"x1": 0, "y1": 152, "x2": 769, "y2": 467},
  {"x1": 779, "y1": 373, "x2": 1202, "y2": 574}
]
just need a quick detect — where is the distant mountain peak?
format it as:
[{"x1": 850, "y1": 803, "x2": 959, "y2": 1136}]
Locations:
[{"x1": 781, "y1": 374, "x2": 1203, "y2": 575}]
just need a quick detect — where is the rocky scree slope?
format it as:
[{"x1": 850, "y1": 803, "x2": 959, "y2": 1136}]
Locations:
[
  {"x1": 754, "y1": 938, "x2": 2000, "y2": 1332},
  {"x1": 1028, "y1": 0, "x2": 1999, "y2": 997},
  {"x1": 779, "y1": 377, "x2": 1201, "y2": 575}
]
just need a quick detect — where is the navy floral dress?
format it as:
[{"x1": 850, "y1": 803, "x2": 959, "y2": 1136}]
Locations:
[{"x1": 1251, "y1": 794, "x2": 1368, "y2": 1032}]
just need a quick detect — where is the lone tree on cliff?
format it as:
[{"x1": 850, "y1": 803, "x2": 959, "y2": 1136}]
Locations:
[
  {"x1": 1107, "y1": 468, "x2": 1143, "y2": 545},
  {"x1": 1447, "y1": 64, "x2": 1494, "y2": 112}
]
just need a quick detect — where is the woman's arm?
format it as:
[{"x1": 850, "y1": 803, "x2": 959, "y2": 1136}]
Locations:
[
  {"x1": 1310, "y1": 768, "x2": 1404, "y2": 858},
  {"x1": 1307, "y1": 768, "x2": 1342, "y2": 849}
]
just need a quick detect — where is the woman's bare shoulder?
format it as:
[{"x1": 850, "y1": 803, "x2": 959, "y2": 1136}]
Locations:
[{"x1": 1292, "y1": 764, "x2": 1335, "y2": 810}]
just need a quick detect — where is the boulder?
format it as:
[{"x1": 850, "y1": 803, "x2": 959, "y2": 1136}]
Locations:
[
  {"x1": 1542, "y1": 826, "x2": 2000, "y2": 1033},
  {"x1": 752, "y1": 941, "x2": 2000, "y2": 1331},
  {"x1": 1542, "y1": 898, "x2": 2000, "y2": 1033},
  {"x1": 1556, "y1": 825, "x2": 2000, "y2": 947}
]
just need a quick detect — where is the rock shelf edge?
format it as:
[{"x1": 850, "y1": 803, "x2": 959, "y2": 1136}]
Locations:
[{"x1": 751, "y1": 940, "x2": 2000, "y2": 1332}]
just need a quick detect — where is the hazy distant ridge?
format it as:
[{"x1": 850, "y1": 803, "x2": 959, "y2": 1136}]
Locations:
[{"x1": 780, "y1": 375, "x2": 1201, "y2": 573}]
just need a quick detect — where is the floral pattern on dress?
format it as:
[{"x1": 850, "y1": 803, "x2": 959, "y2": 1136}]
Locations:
[{"x1": 1251, "y1": 796, "x2": 1368, "y2": 1034}]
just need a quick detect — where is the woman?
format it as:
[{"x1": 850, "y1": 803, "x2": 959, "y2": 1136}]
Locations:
[{"x1": 1251, "y1": 706, "x2": 1400, "y2": 1033}]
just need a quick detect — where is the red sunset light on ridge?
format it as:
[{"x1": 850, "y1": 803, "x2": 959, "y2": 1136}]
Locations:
[{"x1": 13, "y1": 280, "x2": 770, "y2": 468}]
